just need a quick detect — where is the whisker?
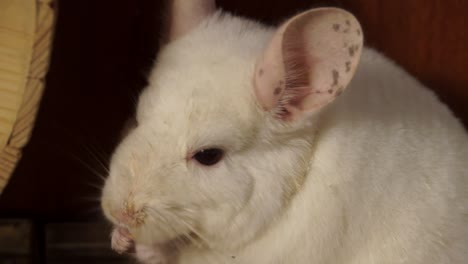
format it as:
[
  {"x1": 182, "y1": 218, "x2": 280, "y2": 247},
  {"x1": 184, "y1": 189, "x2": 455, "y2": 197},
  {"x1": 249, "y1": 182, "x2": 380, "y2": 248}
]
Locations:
[
  {"x1": 176, "y1": 218, "x2": 210, "y2": 248},
  {"x1": 147, "y1": 207, "x2": 184, "y2": 239},
  {"x1": 79, "y1": 196, "x2": 102, "y2": 202},
  {"x1": 147, "y1": 207, "x2": 203, "y2": 255},
  {"x1": 83, "y1": 139, "x2": 110, "y2": 160},
  {"x1": 82, "y1": 144, "x2": 110, "y2": 173},
  {"x1": 84, "y1": 181, "x2": 104, "y2": 191},
  {"x1": 70, "y1": 153, "x2": 107, "y2": 182},
  {"x1": 130, "y1": 90, "x2": 139, "y2": 108},
  {"x1": 167, "y1": 237, "x2": 186, "y2": 256},
  {"x1": 74, "y1": 206, "x2": 103, "y2": 217},
  {"x1": 144, "y1": 207, "x2": 228, "y2": 264},
  {"x1": 145, "y1": 209, "x2": 189, "y2": 257},
  {"x1": 176, "y1": 218, "x2": 228, "y2": 264},
  {"x1": 152, "y1": 207, "x2": 205, "y2": 249}
]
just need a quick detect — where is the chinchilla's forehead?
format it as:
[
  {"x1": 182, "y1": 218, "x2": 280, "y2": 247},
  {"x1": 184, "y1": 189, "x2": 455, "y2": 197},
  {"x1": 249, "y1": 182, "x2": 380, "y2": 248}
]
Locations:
[{"x1": 132, "y1": 14, "x2": 273, "y2": 149}]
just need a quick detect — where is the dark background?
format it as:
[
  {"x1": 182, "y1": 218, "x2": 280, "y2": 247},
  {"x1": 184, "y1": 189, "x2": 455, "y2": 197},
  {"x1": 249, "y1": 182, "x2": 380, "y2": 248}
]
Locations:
[{"x1": 1, "y1": 0, "x2": 467, "y2": 224}]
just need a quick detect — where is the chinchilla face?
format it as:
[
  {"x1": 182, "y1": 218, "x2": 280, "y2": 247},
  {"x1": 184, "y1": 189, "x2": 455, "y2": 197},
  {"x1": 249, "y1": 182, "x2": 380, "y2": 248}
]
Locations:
[{"x1": 101, "y1": 0, "x2": 362, "y2": 250}]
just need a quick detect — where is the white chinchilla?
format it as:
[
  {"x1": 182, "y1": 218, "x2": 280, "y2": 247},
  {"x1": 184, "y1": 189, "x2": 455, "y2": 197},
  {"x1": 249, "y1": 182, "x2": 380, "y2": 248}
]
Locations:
[{"x1": 101, "y1": 0, "x2": 468, "y2": 263}]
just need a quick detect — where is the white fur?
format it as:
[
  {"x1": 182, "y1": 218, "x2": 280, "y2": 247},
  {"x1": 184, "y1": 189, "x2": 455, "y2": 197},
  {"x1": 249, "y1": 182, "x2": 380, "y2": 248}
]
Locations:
[{"x1": 101, "y1": 10, "x2": 468, "y2": 264}]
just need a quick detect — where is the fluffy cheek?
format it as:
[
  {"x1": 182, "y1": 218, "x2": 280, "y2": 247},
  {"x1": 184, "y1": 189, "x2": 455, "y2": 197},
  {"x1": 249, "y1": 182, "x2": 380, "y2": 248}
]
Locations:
[
  {"x1": 129, "y1": 195, "x2": 200, "y2": 245},
  {"x1": 131, "y1": 217, "x2": 191, "y2": 245},
  {"x1": 195, "y1": 165, "x2": 255, "y2": 236},
  {"x1": 101, "y1": 177, "x2": 120, "y2": 224}
]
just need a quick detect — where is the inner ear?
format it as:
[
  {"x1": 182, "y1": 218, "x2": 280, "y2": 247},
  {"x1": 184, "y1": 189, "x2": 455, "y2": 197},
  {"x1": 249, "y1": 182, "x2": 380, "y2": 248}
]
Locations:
[{"x1": 254, "y1": 8, "x2": 364, "y2": 121}]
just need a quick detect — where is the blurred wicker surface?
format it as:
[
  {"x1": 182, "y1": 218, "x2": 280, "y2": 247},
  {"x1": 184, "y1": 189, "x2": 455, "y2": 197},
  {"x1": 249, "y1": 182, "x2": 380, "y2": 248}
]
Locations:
[{"x1": 0, "y1": 0, "x2": 55, "y2": 193}]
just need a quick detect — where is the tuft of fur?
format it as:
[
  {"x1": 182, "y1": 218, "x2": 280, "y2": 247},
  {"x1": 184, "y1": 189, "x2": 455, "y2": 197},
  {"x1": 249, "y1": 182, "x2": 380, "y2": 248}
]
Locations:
[{"x1": 101, "y1": 8, "x2": 468, "y2": 264}]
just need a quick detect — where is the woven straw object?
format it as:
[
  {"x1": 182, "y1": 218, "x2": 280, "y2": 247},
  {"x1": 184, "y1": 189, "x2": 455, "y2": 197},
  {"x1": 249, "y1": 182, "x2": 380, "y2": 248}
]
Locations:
[{"x1": 0, "y1": 0, "x2": 55, "y2": 193}]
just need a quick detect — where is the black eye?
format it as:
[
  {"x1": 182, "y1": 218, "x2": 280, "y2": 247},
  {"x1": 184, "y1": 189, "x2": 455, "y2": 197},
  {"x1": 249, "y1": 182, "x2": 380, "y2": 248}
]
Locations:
[{"x1": 193, "y1": 148, "x2": 224, "y2": 166}]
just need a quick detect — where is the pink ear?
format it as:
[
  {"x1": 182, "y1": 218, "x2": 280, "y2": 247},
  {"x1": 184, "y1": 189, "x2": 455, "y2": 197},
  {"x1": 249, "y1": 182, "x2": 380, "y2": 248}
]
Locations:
[
  {"x1": 254, "y1": 8, "x2": 363, "y2": 121},
  {"x1": 168, "y1": 0, "x2": 216, "y2": 40}
]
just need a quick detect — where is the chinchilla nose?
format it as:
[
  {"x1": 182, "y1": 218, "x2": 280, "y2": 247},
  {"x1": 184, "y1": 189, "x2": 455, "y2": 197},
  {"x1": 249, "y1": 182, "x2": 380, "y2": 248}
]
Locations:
[{"x1": 111, "y1": 202, "x2": 146, "y2": 227}]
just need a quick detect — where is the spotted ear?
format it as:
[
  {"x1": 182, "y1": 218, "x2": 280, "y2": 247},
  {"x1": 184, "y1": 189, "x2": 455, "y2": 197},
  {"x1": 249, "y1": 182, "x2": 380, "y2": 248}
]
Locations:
[
  {"x1": 254, "y1": 8, "x2": 363, "y2": 121},
  {"x1": 168, "y1": 0, "x2": 216, "y2": 41}
]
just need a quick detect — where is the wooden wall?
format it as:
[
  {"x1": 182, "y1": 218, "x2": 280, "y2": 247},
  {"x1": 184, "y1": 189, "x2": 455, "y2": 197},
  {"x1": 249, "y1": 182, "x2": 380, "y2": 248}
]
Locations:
[{"x1": 0, "y1": 0, "x2": 466, "y2": 221}]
